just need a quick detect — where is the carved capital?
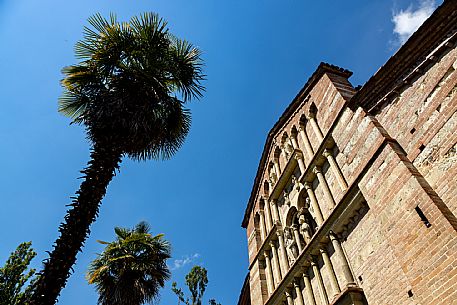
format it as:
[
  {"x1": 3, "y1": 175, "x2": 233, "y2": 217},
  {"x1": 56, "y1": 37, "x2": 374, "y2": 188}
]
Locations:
[
  {"x1": 319, "y1": 245, "x2": 328, "y2": 254},
  {"x1": 269, "y1": 241, "x2": 276, "y2": 249},
  {"x1": 270, "y1": 199, "x2": 277, "y2": 206},
  {"x1": 307, "y1": 112, "x2": 316, "y2": 119},
  {"x1": 290, "y1": 129, "x2": 298, "y2": 138},
  {"x1": 291, "y1": 175, "x2": 298, "y2": 185},
  {"x1": 293, "y1": 279, "x2": 301, "y2": 288},
  {"x1": 293, "y1": 151, "x2": 303, "y2": 161},
  {"x1": 258, "y1": 209, "x2": 264, "y2": 216},
  {"x1": 304, "y1": 181, "x2": 313, "y2": 190},
  {"x1": 310, "y1": 255, "x2": 319, "y2": 265},
  {"x1": 302, "y1": 259, "x2": 311, "y2": 268},
  {"x1": 328, "y1": 230, "x2": 338, "y2": 241},
  {"x1": 263, "y1": 250, "x2": 270, "y2": 258},
  {"x1": 312, "y1": 166, "x2": 322, "y2": 175},
  {"x1": 323, "y1": 148, "x2": 332, "y2": 158},
  {"x1": 276, "y1": 230, "x2": 284, "y2": 238}
]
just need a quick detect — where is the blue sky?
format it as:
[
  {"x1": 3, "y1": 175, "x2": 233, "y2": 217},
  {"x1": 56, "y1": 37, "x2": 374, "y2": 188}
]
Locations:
[{"x1": 0, "y1": 0, "x2": 440, "y2": 304}]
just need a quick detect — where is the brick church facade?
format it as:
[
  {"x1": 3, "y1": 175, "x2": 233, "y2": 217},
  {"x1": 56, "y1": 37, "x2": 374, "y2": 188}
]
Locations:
[{"x1": 239, "y1": 1, "x2": 457, "y2": 304}]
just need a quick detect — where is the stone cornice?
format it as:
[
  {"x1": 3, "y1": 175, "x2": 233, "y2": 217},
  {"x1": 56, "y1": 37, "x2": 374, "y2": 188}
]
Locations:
[{"x1": 242, "y1": 63, "x2": 353, "y2": 228}]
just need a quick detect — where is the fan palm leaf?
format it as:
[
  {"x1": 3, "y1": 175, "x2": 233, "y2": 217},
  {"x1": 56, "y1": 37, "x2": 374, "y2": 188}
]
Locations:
[{"x1": 87, "y1": 222, "x2": 171, "y2": 305}]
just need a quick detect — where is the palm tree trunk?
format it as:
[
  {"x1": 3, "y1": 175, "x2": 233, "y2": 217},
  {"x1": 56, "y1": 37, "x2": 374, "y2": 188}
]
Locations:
[{"x1": 29, "y1": 142, "x2": 122, "y2": 305}]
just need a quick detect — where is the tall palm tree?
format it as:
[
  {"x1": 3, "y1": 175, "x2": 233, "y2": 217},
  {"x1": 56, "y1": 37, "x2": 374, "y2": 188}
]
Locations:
[
  {"x1": 30, "y1": 13, "x2": 204, "y2": 305},
  {"x1": 87, "y1": 222, "x2": 171, "y2": 305}
]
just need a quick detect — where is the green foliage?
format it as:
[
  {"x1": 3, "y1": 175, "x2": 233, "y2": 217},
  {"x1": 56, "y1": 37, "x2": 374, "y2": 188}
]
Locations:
[
  {"x1": 0, "y1": 242, "x2": 37, "y2": 305},
  {"x1": 87, "y1": 221, "x2": 171, "y2": 305},
  {"x1": 185, "y1": 266, "x2": 207, "y2": 305},
  {"x1": 59, "y1": 12, "x2": 205, "y2": 161},
  {"x1": 171, "y1": 282, "x2": 187, "y2": 305},
  {"x1": 172, "y1": 266, "x2": 220, "y2": 305}
]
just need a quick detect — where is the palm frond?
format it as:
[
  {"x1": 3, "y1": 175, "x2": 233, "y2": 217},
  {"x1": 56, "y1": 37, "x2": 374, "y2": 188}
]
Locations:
[
  {"x1": 60, "y1": 12, "x2": 205, "y2": 161},
  {"x1": 87, "y1": 222, "x2": 171, "y2": 305}
]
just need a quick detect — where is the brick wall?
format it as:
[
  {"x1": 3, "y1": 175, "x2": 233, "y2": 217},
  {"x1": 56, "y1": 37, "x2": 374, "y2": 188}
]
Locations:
[{"x1": 242, "y1": 5, "x2": 457, "y2": 302}]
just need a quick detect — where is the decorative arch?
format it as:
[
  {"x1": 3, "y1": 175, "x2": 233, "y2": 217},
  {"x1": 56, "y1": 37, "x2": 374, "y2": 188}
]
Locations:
[
  {"x1": 281, "y1": 132, "x2": 289, "y2": 144},
  {"x1": 267, "y1": 162, "x2": 277, "y2": 185},
  {"x1": 291, "y1": 125, "x2": 298, "y2": 137},
  {"x1": 274, "y1": 145, "x2": 285, "y2": 171},
  {"x1": 297, "y1": 188, "x2": 308, "y2": 211},
  {"x1": 274, "y1": 146, "x2": 282, "y2": 160},
  {"x1": 254, "y1": 212, "x2": 261, "y2": 229},
  {"x1": 285, "y1": 206, "x2": 298, "y2": 227},
  {"x1": 253, "y1": 212, "x2": 263, "y2": 250},
  {"x1": 259, "y1": 197, "x2": 265, "y2": 210},
  {"x1": 299, "y1": 114, "x2": 307, "y2": 127},
  {"x1": 309, "y1": 101, "x2": 318, "y2": 117}
]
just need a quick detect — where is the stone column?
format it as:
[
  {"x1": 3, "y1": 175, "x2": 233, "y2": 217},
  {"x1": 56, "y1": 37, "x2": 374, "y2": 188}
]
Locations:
[
  {"x1": 308, "y1": 113, "x2": 324, "y2": 142},
  {"x1": 313, "y1": 166, "x2": 336, "y2": 208},
  {"x1": 320, "y1": 246, "x2": 341, "y2": 298},
  {"x1": 329, "y1": 232, "x2": 356, "y2": 286},
  {"x1": 294, "y1": 153, "x2": 306, "y2": 174},
  {"x1": 290, "y1": 132, "x2": 300, "y2": 150},
  {"x1": 298, "y1": 125, "x2": 314, "y2": 160},
  {"x1": 291, "y1": 224, "x2": 303, "y2": 252},
  {"x1": 270, "y1": 241, "x2": 282, "y2": 284},
  {"x1": 304, "y1": 182, "x2": 324, "y2": 225},
  {"x1": 268, "y1": 179, "x2": 274, "y2": 193},
  {"x1": 279, "y1": 143, "x2": 289, "y2": 166},
  {"x1": 271, "y1": 199, "x2": 281, "y2": 225},
  {"x1": 264, "y1": 251, "x2": 275, "y2": 294},
  {"x1": 273, "y1": 157, "x2": 281, "y2": 178},
  {"x1": 259, "y1": 210, "x2": 267, "y2": 240},
  {"x1": 311, "y1": 256, "x2": 329, "y2": 304},
  {"x1": 302, "y1": 268, "x2": 317, "y2": 305},
  {"x1": 290, "y1": 134, "x2": 306, "y2": 173},
  {"x1": 264, "y1": 198, "x2": 273, "y2": 231},
  {"x1": 277, "y1": 231, "x2": 290, "y2": 274},
  {"x1": 285, "y1": 289, "x2": 294, "y2": 305},
  {"x1": 294, "y1": 279, "x2": 305, "y2": 305},
  {"x1": 323, "y1": 149, "x2": 348, "y2": 191}
]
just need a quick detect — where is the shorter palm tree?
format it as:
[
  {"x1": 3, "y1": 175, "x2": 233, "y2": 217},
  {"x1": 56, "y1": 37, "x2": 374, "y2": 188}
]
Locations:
[{"x1": 87, "y1": 221, "x2": 171, "y2": 305}]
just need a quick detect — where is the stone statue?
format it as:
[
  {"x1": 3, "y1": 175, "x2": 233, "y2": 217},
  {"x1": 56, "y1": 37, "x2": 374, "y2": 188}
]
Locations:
[
  {"x1": 291, "y1": 175, "x2": 301, "y2": 192},
  {"x1": 284, "y1": 228, "x2": 298, "y2": 264},
  {"x1": 306, "y1": 197, "x2": 312, "y2": 212},
  {"x1": 284, "y1": 227, "x2": 293, "y2": 246},
  {"x1": 290, "y1": 242, "x2": 299, "y2": 260},
  {"x1": 299, "y1": 215, "x2": 312, "y2": 243},
  {"x1": 283, "y1": 191, "x2": 290, "y2": 206}
]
